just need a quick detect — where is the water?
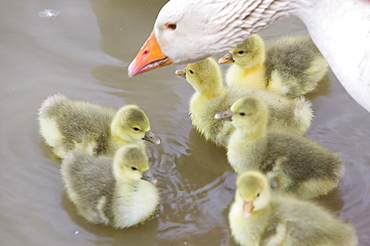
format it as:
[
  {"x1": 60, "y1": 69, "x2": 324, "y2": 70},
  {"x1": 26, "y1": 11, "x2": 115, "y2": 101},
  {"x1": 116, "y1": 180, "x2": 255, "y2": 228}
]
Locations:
[{"x1": 0, "y1": 0, "x2": 369, "y2": 245}]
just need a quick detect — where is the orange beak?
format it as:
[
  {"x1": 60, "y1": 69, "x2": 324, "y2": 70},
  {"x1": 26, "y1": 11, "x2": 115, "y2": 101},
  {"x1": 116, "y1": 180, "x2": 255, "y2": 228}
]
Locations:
[
  {"x1": 218, "y1": 53, "x2": 234, "y2": 64},
  {"x1": 128, "y1": 31, "x2": 173, "y2": 77},
  {"x1": 243, "y1": 201, "x2": 254, "y2": 218}
]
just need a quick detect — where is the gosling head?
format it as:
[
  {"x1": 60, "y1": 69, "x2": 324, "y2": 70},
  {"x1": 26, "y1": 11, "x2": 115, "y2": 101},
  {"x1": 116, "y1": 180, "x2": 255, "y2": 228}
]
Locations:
[
  {"x1": 235, "y1": 171, "x2": 270, "y2": 218},
  {"x1": 218, "y1": 35, "x2": 265, "y2": 68},
  {"x1": 113, "y1": 144, "x2": 157, "y2": 184},
  {"x1": 175, "y1": 57, "x2": 223, "y2": 95},
  {"x1": 111, "y1": 105, "x2": 160, "y2": 145},
  {"x1": 215, "y1": 96, "x2": 268, "y2": 132}
]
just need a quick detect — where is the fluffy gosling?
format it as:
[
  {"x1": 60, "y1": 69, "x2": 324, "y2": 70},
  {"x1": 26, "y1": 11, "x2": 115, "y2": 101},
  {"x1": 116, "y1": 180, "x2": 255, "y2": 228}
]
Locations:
[
  {"x1": 38, "y1": 93, "x2": 160, "y2": 158},
  {"x1": 216, "y1": 96, "x2": 343, "y2": 199},
  {"x1": 219, "y1": 34, "x2": 328, "y2": 98},
  {"x1": 61, "y1": 144, "x2": 159, "y2": 228},
  {"x1": 229, "y1": 171, "x2": 357, "y2": 246}
]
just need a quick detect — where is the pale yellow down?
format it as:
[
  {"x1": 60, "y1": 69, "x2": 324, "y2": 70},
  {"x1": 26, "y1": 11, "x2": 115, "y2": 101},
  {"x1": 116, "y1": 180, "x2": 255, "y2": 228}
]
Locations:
[
  {"x1": 224, "y1": 34, "x2": 267, "y2": 91},
  {"x1": 223, "y1": 34, "x2": 328, "y2": 98},
  {"x1": 61, "y1": 144, "x2": 159, "y2": 229},
  {"x1": 177, "y1": 57, "x2": 313, "y2": 147},
  {"x1": 229, "y1": 171, "x2": 357, "y2": 246},
  {"x1": 38, "y1": 94, "x2": 160, "y2": 158},
  {"x1": 225, "y1": 96, "x2": 344, "y2": 199}
]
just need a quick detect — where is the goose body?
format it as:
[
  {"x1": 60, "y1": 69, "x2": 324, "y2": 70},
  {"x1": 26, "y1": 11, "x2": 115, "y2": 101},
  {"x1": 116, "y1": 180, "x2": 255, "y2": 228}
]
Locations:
[
  {"x1": 176, "y1": 58, "x2": 312, "y2": 147},
  {"x1": 61, "y1": 144, "x2": 159, "y2": 228},
  {"x1": 220, "y1": 34, "x2": 328, "y2": 98},
  {"x1": 229, "y1": 171, "x2": 357, "y2": 246},
  {"x1": 128, "y1": 0, "x2": 370, "y2": 112},
  {"x1": 38, "y1": 94, "x2": 160, "y2": 158},
  {"x1": 217, "y1": 96, "x2": 343, "y2": 199}
]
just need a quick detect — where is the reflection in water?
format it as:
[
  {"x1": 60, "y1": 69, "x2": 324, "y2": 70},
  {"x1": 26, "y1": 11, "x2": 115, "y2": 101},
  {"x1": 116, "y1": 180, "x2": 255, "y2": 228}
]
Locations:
[{"x1": 0, "y1": 0, "x2": 370, "y2": 245}]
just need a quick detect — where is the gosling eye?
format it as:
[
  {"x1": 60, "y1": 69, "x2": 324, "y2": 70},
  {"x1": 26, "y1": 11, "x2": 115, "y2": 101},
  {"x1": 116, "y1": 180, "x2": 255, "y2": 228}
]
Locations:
[
  {"x1": 165, "y1": 23, "x2": 177, "y2": 30},
  {"x1": 189, "y1": 69, "x2": 194, "y2": 74},
  {"x1": 237, "y1": 50, "x2": 245, "y2": 55},
  {"x1": 239, "y1": 112, "x2": 246, "y2": 116},
  {"x1": 133, "y1": 127, "x2": 140, "y2": 131},
  {"x1": 131, "y1": 166, "x2": 138, "y2": 171},
  {"x1": 256, "y1": 192, "x2": 260, "y2": 198}
]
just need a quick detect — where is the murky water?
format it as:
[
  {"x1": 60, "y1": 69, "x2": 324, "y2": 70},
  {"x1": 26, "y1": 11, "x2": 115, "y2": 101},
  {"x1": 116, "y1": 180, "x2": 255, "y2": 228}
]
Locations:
[{"x1": 1, "y1": 0, "x2": 369, "y2": 245}]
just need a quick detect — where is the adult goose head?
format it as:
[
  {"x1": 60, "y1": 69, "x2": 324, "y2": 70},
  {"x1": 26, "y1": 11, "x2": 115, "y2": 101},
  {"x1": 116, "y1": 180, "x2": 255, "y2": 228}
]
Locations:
[{"x1": 128, "y1": 0, "x2": 370, "y2": 112}]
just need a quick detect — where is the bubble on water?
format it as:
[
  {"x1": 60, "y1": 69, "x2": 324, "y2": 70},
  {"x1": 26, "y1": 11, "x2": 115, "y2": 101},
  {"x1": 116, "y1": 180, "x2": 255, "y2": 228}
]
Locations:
[{"x1": 38, "y1": 9, "x2": 61, "y2": 18}]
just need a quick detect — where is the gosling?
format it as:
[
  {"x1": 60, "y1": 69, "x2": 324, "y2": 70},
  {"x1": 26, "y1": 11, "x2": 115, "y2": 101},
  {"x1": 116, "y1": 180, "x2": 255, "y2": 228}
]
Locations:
[
  {"x1": 38, "y1": 93, "x2": 160, "y2": 158},
  {"x1": 216, "y1": 96, "x2": 343, "y2": 199},
  {"x1": 61, "y1": 144, "x2": 159, "y2": 228},
  {"x1": 229, "y1": 171, "x2": 357, "y2": 246},
  {"x1": 219, "y1": 34, "x2": 328, "y2": 98}
]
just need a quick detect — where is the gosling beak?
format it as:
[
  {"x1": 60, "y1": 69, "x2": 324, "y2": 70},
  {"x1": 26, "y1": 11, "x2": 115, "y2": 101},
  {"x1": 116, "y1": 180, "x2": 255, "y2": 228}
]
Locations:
[
  {"x1": 142, "y1": 130, "x2": 161, "y2": 144},
  {"x1": 218, "y1": 53, "x2": 234, "y2": 64},
  {"x1": 175, "y1": 68, "x2": 186, "y2": 79},
  {"x1": 128, "y1": 31, "x2": 173, "y2": 77},
  {"x1": 214, "y1": 110, "x2": 233, "y2": 121},
  {"x1": 142, "y1": 170, "x2": 158, "y2": 185},
  {"x1": 243, "y1": 201, "x2": 254, "y2": 218}
]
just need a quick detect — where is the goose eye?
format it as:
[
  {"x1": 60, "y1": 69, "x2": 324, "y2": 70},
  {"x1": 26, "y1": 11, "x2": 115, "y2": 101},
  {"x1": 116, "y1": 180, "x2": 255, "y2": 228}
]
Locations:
[
  {"x1": 189, "y1": 69, "x2": 194, "y2": 74},
  {"x1": 239, "y1": 112, "x2": 246, "y2": 116},
  {"x1": 256, "y1": 192, "x2": 260, "y2": 198},
  {"x1": 131, "y1": 166, "x2": 138, "y2": 171},
  {"x1": 165, "y1": 23, "x2": 177, "y2": 30},
  {"x1": 133, "y1": 127, "x2": 140, "y2": 131},
  {"x1": 237, "y1": 50, "x2": 245, "y2": 55}
]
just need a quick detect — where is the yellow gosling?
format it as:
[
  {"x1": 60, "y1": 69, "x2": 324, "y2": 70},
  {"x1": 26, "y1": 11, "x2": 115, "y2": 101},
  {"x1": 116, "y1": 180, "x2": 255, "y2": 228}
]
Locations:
[
  {"x1": 38, "y1": 94, "x2": 160, "y2": 158},
  {"x1": 61, "y1": 144, "x2": 159, "y2": 228},
  {"x1": 219, "y1": 34, "x2": 328, "y2": 98},
  {"x1": 229, "y1": 171, "x2": 357, "y2": 246},
  {"x1": 217, "y1": 96, "x2": 344, "y2": 199}
]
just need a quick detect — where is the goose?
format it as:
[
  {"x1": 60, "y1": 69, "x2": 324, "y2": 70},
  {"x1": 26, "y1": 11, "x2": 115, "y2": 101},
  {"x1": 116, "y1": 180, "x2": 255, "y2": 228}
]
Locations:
[
  {"x1": 219, "y1": 34, "x2": 328, "y2": 98},
  {"x1": 216, "y1": 95, "x2": 343, "y2": 199},
  {"x1": 61, "y1": 144, "x2": 159, "y2": 228},
  {"x1": 229, "y1": 171, "x2": 357, "y2": 246},
  {"x1": 128, "y1": 0, "x2": 370, "y2": 112},
  {"x1": 38, "y1": 93, "x2": 160, "y2": 158},
  {"x1": 176, "y1": 57, "x2": 312, "y2": 147}
]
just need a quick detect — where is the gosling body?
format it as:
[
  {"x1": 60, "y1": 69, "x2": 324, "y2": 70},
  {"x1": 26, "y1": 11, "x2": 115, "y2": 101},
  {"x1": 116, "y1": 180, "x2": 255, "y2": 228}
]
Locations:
[
  {"x1": 38, "y1": 94, "x2": 159, "y2": 158},
  {"x1": 221, "y1": 34, "x2": 328, "y2": 98},
  {"x1": 220, "y1": 96, "x2": 343, "y2": 199},
  {"x1": 176, "y1": 57, "x2": 312, "y2": 147},
  {"x1": 61, "y1": 145, "x2": 159, "y2": 228},
  {"x1": 229, "y1": 171, "x2": 357, "y2": 246}
]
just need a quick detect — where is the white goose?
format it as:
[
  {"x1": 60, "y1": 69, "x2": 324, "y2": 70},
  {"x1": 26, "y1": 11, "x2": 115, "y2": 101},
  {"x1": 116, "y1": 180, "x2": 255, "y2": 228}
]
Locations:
[{"x1": 128, "y1": 0, "x2": 370, "y2": 112}]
